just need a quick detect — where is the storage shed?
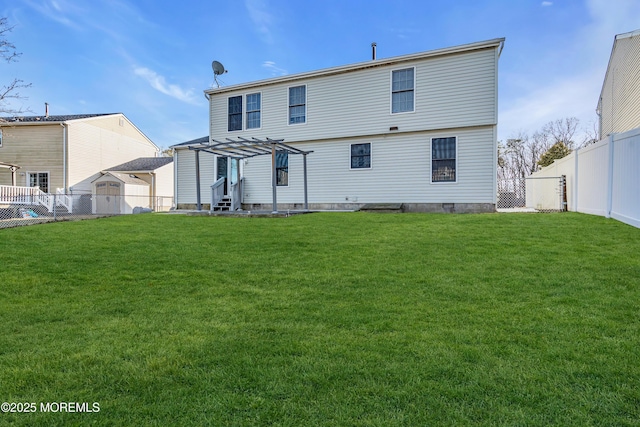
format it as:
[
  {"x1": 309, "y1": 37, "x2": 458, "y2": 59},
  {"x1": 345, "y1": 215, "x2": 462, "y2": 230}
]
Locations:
[{"x1": 92, "y1": 172, "x2": 150, "y2": 214}]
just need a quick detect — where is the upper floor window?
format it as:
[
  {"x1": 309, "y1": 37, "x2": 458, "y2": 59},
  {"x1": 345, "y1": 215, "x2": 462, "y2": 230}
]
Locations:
[
  {"x1": 228, "y1": 96, "x2": 242, "y2": 131},
  {"x1": 289, "y1": 85, "x2": 306, "y2": 124},
  {"x1": 246, "y1": 93, "x2": 261, "y2": 129},
  {"x1": 431, "y1": 137, "x2": 456, "y2": 183},
  {"x1": 0, "y1": 129, "x2": 3, "y2": 147},
  {"x1": 350, "y1": 143, "x2": 371, "y2": 169},
  {"x1": 391, "y1": 68, "x2": 415, "y2": 113},
  {"x1": 276, "y1": 151, "x2": 288, "y2": 186}
]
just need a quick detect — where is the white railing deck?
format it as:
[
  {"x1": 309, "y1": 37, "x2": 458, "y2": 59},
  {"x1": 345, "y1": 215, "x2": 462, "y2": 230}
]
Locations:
[{"x1": 0, "y1": 185, "x2": 72, "y2": 213}]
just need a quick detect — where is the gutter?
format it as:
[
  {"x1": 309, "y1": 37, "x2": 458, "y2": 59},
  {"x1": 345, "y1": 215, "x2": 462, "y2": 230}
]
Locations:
[{"x1": 205, "y1": 38, "x2": 506, "y2": 95}]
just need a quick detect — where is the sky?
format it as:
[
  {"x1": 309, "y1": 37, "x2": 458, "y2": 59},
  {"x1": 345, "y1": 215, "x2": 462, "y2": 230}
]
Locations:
[{"x1": 1, "y1": 0, "x2": 639, "y2": 150}]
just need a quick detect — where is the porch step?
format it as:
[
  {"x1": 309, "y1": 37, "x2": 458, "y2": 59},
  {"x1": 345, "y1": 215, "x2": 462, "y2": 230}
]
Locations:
[
  {"x1": 359, "y1": 203, "x2": 404, "y2": 213},
  {"x1": 212, "y1": 197, "x2": 232, "y2": 212}
]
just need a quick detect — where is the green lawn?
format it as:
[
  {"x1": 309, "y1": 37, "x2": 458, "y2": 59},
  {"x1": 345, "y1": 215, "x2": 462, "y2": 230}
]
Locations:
[{"x1": 0, "y1": 212, "x2": 639, "y2": 426}]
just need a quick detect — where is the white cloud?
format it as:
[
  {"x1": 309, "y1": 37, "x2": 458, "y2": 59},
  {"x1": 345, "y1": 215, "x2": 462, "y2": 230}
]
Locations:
[
  {"x1": 133, "y1": 67, "x2": 199, "y2": 105},
  {"x1": 262, "y1": 61, "x2": 287, "y2": 76},
  {"x1": 500, "y1": 0, "x2": 640, "y2": 141},
  {"x1": 499, "y1": 70, "x2": 602, "y2": 141},
  {"x1": 245, "y1": 0, "x2": 275, "y2": 44},
  {"x1": 541, "y1": 1, "x2": 553, "y2": 6},
  {"x1": 23, "y1": 0, "x2": 83, "y2": 30}
]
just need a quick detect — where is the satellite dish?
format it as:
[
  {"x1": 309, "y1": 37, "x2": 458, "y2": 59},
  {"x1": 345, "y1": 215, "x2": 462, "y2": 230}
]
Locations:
[
  {"x1": 212, "y1": 60, "x2": 226, "y2": 76},
  {"x1": 211, "y1": 60, "x2": 227, "y2": 88}
]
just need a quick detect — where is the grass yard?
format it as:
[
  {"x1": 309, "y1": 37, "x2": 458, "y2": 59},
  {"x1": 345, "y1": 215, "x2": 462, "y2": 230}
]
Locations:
[{"x1": 0, "y1": 212, "x2": 639, "y2": 426}]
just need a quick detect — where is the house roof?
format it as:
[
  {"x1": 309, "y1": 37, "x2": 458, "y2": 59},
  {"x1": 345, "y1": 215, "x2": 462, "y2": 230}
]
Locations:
[
  {"x1": 0, "y1": 113, "x2": 117, "y2": 124},
  {"x1": 205, "y1": 38, "x2": 505, "y2": 96},
  {"x1": 104, "y1": 157, "x2": 173, "y2": 172},
  {"x1": 170, "y1": 136, "x2": 209, "y2": 149}
]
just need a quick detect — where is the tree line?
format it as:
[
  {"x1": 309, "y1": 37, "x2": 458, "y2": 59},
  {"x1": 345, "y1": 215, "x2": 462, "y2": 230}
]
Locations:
[{"x1": 498, "y1": 117, "x2": 599, "y2": 182}]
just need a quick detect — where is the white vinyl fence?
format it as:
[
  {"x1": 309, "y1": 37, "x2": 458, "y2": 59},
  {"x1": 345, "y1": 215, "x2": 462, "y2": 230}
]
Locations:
[{"x1": 529, "y1": 127, "x2": 640, "y2": 228}]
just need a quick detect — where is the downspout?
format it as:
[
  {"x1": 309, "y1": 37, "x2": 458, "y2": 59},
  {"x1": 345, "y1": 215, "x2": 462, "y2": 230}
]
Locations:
[
  {"x1": 151, "y1": 172, "x2": 156, "y2": 210},
  {"x1": 173, "y1": 149, "x2": 178, "y2": 209},
  {"x1": 60, "y1": 123, "x2": 68, "y2": 192}
]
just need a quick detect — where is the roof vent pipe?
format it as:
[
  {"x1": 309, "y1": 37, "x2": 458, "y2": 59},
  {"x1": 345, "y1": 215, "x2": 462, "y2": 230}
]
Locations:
[
  {"x1": 45, "y1": 102, "x2": 49, "y2": 118},
  {"x1": 371, "y1": 42, "x2": 377, "y2": 60}
]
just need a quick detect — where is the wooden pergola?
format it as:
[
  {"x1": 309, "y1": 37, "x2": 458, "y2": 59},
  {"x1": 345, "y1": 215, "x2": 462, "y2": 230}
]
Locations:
[
  {"x1": 189, "y1": 137, "x2": 312, "y2": 213},
  {"x1": 0, "y1": 162, "x2": 20, "y2": 186}
]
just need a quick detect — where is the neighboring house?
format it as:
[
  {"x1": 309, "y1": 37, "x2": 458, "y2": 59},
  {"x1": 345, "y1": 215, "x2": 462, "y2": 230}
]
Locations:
[
  {"x1": 174, "y1": 38, "x2": 504, "y2": 212},
  {"x1": 92, "y1": 157, "x2": 174, "y2": 214},
  {"x1": 597, "y1": 29, "x2": 640, "y2": 139},
  {"x1": 0, "y1": 113, "x2": 159, "y2": 197},
  {"x1": 527, "y1": 28, "x2": 640, "y2": 228}
]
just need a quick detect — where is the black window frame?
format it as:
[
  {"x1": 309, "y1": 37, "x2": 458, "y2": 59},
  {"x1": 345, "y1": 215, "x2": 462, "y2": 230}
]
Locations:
[
  {"x1": 228, "y1": 96, "x2": 243, "y2": 132},
  {"x1": 350, "y1": 143, "x2": 371, "y2": 169},
  {"x1": 431, "y1": 137, "x2": 457, "y2": 183},
  {"x1": 276, "y1": 151, "x2": 288, "y2": 186}
]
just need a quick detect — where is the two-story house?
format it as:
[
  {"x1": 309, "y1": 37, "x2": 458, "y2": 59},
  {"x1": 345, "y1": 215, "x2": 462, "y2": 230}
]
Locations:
[
  {"x1": 173, "y1": 38, "x2": 504, "y2": 212},
  {"x1": 0, "y1": 113, "x2": 159, "y2": 194}
]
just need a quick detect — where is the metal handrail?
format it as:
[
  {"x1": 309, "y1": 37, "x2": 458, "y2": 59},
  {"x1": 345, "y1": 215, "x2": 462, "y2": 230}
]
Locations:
[
  {"x1": 210, "y1": 177, "x2": 226, "y2": 212},
  {"x1": 230, "y1": 177, "x2": 244, "y2": 211}
]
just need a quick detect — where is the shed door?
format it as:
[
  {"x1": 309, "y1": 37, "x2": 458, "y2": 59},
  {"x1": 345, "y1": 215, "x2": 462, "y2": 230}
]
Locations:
[{"x1": 96, "y1": 181, "x2": 121, "y2": 214}]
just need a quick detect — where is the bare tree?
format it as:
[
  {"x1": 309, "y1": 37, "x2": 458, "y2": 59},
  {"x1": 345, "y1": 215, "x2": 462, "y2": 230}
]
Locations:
[
  {"x1": 1, "y1": 17, "x2": 31, "y2": 116},
  {"x1": 541, "y1": 117, "x2": 580, "y2": 150},
  {"x1": 579, "y1": 120, "x2": 600, "y2": 147}
]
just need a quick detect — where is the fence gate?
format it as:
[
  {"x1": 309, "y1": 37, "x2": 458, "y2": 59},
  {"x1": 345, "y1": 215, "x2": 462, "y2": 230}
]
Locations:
[{"x1": 497, "y1": 176, "x2": 566, "y2": 212}]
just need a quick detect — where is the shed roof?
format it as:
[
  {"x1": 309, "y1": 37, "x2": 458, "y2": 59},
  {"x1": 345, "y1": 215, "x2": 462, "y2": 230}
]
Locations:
[
  {"x1": 105, "y1": 157, "x2": 173, "y2": 172},
  {"x1": 92, "y1": 171, "x2": 150, "y2": 186}
]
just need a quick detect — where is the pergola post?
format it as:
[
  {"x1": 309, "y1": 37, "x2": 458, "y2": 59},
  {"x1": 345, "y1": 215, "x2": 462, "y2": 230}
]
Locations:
[
  {"x1": 195, "y1": 149, "x2": 201, "y2": 211},
  {"x1": 303, "y1": 153, "x2": 309, "y2": 211},
  {"x1": 271, "y1": 142, "x2": 278, "y2": 214}
]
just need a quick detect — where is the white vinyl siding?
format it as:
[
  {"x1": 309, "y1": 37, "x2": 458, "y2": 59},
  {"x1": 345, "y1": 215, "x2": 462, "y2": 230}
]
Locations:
[
  {"x1": 242, "y1": 127, "x2": 495, "y2": 205},
  {"x1": 174, "y1": 148, "x2": 216, "y2": 205},
  {"x1": 67, "y1": 117, "x2": 158, "y2": 193},
  {"x1": 599, "y1": 33, "x2": 640, "y2": 137},
  {"x1": 210, "y1": 48, "x2": 497, "y2": 143}
]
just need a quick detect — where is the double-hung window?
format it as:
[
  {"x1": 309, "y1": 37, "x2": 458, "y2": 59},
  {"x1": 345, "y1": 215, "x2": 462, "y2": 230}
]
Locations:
[
  {"x1": 391, "y1": 68, "x2": 415, "y2": 113},
  {"x1": 350, "y1": 143, "x2": 371, "y2": 169},
  {"x1": 228, "y1": 96, "x2": 243, "y2": 131},
  {"x1": 246, "y1": 93, "x2": 261, "y2": 129},
  {"x1": 289, "y1": 85, "x2": 306, "y2": 124},
  {"x1": 431, "y1": 137, "x2": 456, "y2": 183},
  {"x1": 276, "y1": 151, "x2": 288, "y2": 186}
]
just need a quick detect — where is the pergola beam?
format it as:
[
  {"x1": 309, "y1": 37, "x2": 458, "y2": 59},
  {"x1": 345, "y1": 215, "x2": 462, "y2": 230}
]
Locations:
[{"x1": 188, "y1": 137, "x2": 312, "y2": 213}]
